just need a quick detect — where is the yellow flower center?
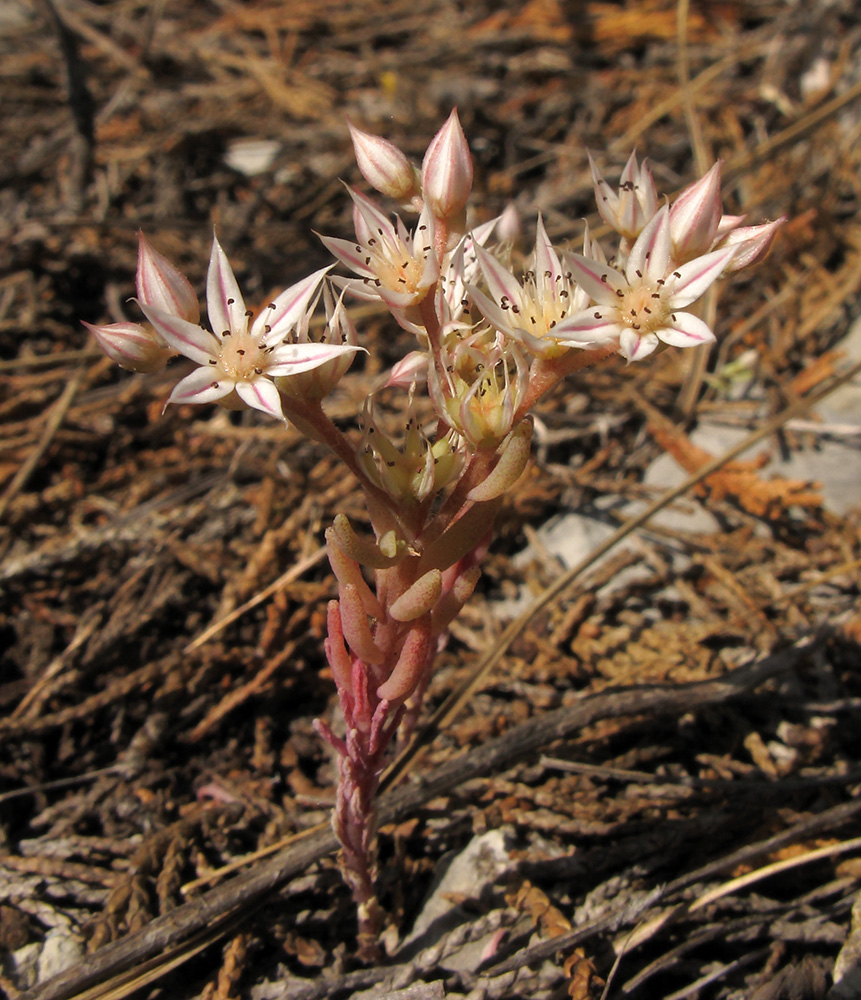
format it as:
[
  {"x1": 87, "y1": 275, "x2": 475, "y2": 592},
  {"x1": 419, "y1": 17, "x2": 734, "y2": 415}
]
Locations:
[
  {"x1": 215, "y1": 326, "x2": 266, "y2": 381},
  {"x1": 618, "y1": 284, "x2": 667, "y2": 334}
]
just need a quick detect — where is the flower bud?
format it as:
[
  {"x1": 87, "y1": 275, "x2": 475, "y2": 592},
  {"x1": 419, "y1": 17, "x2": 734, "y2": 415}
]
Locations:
[
  {"x1": 421, "y1": 108, "x2": 474, "y2": 221},
  {"x1": 670, "y1": 162, "x2": 723, "y2": 262},
  {"x1": 83, "y1": 320, "x2": 173, "y2": 373},
  {"x1": 136, "y1": 232, "x2": 199, "y2": 322},
  {"x1": 589, "y1": 150, "x2": 658, "y2": 241},
  {"x1": 349, "y1": 123, "x2": 418, "y2": 202},
  {"x1": 496, "y1": 201, "x2": 521, "y2": 243},
  {"x1": 718, "y1": 217, "x2": 785, "y2": 272}
]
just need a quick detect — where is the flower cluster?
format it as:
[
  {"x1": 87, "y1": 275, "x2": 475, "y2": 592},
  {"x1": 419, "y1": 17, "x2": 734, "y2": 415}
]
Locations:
[{"x1": 87, "y1": 109, "x2": 783, "y2": 959}]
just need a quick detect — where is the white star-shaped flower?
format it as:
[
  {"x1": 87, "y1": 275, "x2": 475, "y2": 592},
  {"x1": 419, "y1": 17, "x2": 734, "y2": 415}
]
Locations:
[
  {"x1": 140, "y1": 236, "x2": 361, "y2": 421},
  {"x1": 553, "y1": 206, "x2": 737, "y2": 361}
]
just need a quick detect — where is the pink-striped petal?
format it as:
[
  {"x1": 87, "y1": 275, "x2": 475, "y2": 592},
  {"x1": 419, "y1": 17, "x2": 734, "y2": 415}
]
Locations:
[
  {"x1": 665, "y1": 245, "x2": 738, "y2": 308},
  {"x1": 235, "y1": 378, "x2": 285, "y2": 421},
  {"x1": 206, "y1": 236, "x2": 247, "y2": 338},
  {"x1": 561, "y1": 252, "x2": 625, "y2": 304},
  {"x1": 475, "y1": 243, "x2": 523, "y2": 311},
  {"x1": 466, "y1": 283, "x2": 518, "y2": 336},
  {"x1": 533, "y1": 214, "x2": 562, "y2": 285},
  {"x1": 552, "y1": 309, "x2": 623, "y2": 344},
  {"x1": 617, "y1": 150, "x2": 646, "y2": 236},
  {"x1": 386, "y1": 350, "x2": 429, "y2": 388},
  {"x1": 317, "y1": 234, "x2": 376, "y2": 278},
  {"x1": 139, "y1": 303, "x2": 217, "y2": 366},
  {"x1": 588, "y1": 150, "x2": 620, "y2": 228},
  {"x1": 626, "y1": 204, "x2": 671, "y2": 283},
  {"x1": 266, "y1": 342, "x2": 363, "y2": 376},
  {"x1": 348, "y1": 187, "x2": 398, "y2": 244},
  {"x1": 619, "y1": 329, "x2": 658, "y2": 361},
  {"x1": 167, "y1": 367, "x2": 235, "y2": 406},
  {"x1": 330, "y1": 274, "x2": 384, "y2": 302},
  {"x1": 656, "y1": 311, "x2": 716, "y2": 348},
  {"x1": 252, "y1": 266, "x2": 331, "y2": 344}
]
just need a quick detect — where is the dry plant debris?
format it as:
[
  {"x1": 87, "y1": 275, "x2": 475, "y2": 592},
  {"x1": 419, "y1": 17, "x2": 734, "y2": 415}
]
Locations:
[{"x1": 1, "y1": 1, "x2": 861, "y2": 999}]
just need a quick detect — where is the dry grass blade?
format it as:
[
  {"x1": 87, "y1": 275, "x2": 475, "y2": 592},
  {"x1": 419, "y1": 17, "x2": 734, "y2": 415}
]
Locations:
[
  {"x1": 0, "y1": 368, "x2": 84, "y2": 523},
  {"x1": 183, "y1": 545, "x2": 327, "y2": 652},
  {"x1": 688, "y1": 835, "x2": 861, "y2": 916}
]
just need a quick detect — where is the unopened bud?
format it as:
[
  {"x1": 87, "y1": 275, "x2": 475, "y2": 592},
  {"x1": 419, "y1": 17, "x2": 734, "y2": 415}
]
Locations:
[
  {"x1": 136, "y1": 232, "x2": 199, "y2": 322},
  {"x1": 421, "y1": 109, "x2": 474, "y2": 221},
  {"x1": 83, "y1": 320, "x2": 173, "y2": 373},
  {"x1": 719, "y1": 217, "x2": 785, "y2": 272},
  {"x1": 670, "y1": 162, "x2": 723, "y2": 262},
  {"x1": 349, "y1": 123, "x2": 418, "y2": 202}
]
